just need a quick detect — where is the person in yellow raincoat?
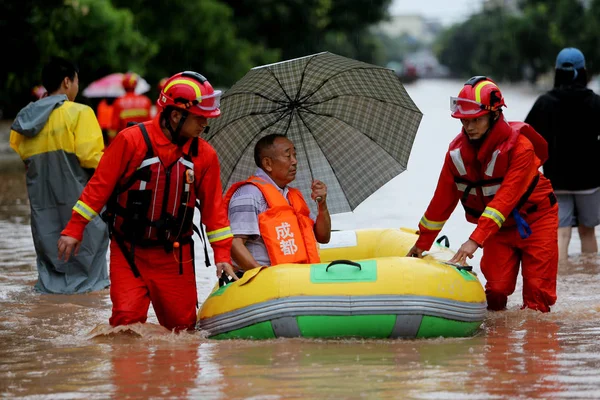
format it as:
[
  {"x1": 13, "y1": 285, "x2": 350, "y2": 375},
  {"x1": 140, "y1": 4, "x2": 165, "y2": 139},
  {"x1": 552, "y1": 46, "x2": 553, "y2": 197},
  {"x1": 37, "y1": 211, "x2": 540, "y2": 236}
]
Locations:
[{"x1": 9, "y1": 56, "x2": 109, "y2": 294}]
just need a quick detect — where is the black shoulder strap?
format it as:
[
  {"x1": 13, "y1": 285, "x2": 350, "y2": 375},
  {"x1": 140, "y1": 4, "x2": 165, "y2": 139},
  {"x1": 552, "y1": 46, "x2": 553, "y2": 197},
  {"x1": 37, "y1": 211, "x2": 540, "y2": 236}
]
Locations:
[
  {"x1": 454, "y1": 176, "x2": 504, "y2": 186},
  {"x1": 190, "y1": 137, "x2": 198, "y2": 158},
  {"x1": 515, "y1": 173, "x2": 540, "y2": 210},
  {"x1": 111, "y1": 231, "x2": 141, "y2": 278},
  {"x1": 138, "y1": 123, "x2": 154, "y2": 159},
  {"x1": 117, "y1": 124, "x2": 155, "y2": 193},
  {"x1": 194, "y1": 200, "x2": 211, "y2": 268}
]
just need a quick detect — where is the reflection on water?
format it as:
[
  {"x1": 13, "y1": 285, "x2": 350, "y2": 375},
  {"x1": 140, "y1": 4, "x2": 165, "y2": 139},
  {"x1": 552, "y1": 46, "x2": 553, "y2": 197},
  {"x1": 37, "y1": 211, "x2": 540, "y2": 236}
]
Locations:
[{"x1": 1, "y1": 80, "x2": 600, "y2": 399}]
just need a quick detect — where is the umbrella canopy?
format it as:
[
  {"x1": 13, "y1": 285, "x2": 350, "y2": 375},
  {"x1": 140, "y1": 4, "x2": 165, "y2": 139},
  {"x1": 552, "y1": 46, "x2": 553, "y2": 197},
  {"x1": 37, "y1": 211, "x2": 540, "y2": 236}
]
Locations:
[
  {"x1": 207, "y1": 52, "x2": 423, "y2": 215},
  {"x1": 82, "y1": 72, "x2": 151, "y2": 98}
]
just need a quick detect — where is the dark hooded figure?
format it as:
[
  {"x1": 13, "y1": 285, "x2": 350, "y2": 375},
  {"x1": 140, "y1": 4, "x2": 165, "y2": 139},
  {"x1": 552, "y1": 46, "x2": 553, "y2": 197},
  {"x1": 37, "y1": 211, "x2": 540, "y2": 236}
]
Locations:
[{"x1": 525, "y1": 47, "x2": 600, "y2": 262}]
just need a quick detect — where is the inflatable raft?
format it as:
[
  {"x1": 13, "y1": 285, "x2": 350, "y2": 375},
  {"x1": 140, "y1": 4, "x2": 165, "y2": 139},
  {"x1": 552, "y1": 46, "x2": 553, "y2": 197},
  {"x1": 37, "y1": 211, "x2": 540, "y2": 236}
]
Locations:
[{"x1": 197, "y1": 228, "x2": 487, "y2": 339}]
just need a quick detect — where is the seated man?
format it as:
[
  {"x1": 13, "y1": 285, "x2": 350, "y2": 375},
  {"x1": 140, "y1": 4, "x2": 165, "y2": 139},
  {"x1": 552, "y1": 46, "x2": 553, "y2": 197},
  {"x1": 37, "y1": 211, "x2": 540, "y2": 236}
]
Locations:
[{"x1": 225, "y1": 134, "x2": 331, "y2": 272}]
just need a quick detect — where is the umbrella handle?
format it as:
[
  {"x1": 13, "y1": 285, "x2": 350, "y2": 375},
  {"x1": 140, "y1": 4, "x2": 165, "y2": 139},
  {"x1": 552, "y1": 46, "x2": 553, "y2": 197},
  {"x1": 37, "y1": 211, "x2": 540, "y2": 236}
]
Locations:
[{"x1": 315, "y1": 196, "x2": 323, "y2": 203}]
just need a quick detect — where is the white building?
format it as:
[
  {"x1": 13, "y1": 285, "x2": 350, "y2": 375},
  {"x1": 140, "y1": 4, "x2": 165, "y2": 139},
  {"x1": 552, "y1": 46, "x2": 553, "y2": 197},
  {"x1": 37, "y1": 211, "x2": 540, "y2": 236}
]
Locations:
[{"x1": 376, "y1": 15, "x2": 441, "y2": 44}]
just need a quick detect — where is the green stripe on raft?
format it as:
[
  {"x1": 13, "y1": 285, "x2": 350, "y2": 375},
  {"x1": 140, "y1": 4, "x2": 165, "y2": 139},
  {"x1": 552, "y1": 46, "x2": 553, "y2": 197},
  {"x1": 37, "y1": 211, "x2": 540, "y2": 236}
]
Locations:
[
  {"x1": 209, "y1": 315, "x2": 482, "y2": 340},
  {"x1": 298, "y1": 315, "x2": 395, "y2": 338},
  {"x1": 212, "y1": 321, "x2": 276, "y2": 340},
  {"x1": 417, "y1": 316, "x2": 481, "y2": 338}
]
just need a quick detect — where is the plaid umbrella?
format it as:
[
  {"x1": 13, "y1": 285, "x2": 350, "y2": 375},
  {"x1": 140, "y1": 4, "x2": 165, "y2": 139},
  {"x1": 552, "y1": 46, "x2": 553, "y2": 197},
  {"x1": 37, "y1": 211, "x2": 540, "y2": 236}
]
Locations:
[{"x1": 207, "y1": 52, "x2": 423, "y2": 215}]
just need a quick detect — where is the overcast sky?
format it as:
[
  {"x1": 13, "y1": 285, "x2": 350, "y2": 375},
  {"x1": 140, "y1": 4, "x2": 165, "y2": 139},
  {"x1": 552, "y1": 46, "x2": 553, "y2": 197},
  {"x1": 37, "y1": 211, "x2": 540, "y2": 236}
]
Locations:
[{"x1": 389, "y1": 0, "x2": 486, "y2": 25}]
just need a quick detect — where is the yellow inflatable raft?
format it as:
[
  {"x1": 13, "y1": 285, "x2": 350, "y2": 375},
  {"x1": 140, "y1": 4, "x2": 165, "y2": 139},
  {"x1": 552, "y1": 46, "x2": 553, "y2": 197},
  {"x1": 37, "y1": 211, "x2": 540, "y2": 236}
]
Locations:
[{"x1": 197, "y1": 228, "x2": 487, "y2": 339}]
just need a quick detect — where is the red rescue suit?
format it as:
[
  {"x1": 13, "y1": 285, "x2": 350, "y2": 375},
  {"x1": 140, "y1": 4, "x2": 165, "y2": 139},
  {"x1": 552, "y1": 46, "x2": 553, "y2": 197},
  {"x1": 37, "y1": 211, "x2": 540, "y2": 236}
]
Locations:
[
  {"x1": 416, "y1": 118, "x2": 558, "y2": 312},
  {"x1": 97, "y1": 99, "x2": 114, "y2": 131},
  {"x1": 104, "y1": 124, "x2": 198, "y2": 274},
  {"x1": 109, "y1": 92, "x2": 152, "y2": 143},
  {"x1": 225, "y1": 176, "x2": 320, "y2": 265},
  {"x1": 62, "y1": 117, "x2": 233, "y2": 331}
]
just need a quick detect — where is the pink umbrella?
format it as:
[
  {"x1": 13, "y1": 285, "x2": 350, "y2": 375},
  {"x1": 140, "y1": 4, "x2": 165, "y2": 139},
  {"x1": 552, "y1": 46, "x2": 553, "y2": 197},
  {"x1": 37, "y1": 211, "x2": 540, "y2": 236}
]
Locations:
[
  {"x1": 82, "y1": 72, "x2": 151, "y2": 98},
  {"x1": 31, "y1": 85, "x2": 47, "y2": 100}
]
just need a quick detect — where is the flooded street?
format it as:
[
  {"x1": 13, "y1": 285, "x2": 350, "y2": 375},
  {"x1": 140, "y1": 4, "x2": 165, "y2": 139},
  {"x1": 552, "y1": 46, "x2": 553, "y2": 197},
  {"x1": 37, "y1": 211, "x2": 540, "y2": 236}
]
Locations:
[{"x1": 1, "y1": 79, "x2": 600, "y2": 399}]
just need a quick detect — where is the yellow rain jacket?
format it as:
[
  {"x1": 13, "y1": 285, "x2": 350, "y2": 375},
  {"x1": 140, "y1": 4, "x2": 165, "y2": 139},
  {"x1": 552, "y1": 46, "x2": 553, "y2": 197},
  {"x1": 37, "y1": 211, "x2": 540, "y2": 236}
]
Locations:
[{"x1": 10, "y1": 95, "x2": 109, "y2": 294}]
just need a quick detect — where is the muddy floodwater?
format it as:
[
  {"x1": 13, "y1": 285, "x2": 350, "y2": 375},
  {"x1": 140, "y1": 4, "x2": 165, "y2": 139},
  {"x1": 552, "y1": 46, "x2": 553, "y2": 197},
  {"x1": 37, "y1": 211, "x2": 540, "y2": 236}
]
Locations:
[{"x1": 1, "y1": 80, "x2": 599, "y2": 399}]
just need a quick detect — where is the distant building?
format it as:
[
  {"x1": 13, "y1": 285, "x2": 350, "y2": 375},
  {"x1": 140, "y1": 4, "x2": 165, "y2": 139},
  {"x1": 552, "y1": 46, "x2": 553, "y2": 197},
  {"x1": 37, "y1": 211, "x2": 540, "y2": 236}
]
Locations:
[
  {"x1": 375, "y1": 15, "x2": 448, "y2": 80},
  {"x1": 483, "y1": 0, "x2": 519, "y2": 11},
  {"x1": 376, "y1": 15, "x2": 442, "y2": 45}
]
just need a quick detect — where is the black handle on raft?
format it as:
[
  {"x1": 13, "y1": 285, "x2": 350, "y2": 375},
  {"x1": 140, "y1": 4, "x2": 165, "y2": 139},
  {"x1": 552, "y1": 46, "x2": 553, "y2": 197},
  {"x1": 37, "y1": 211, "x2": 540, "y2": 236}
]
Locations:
[
  {"x1": 326, "y1": 260, "x2": 362, "y2": 272},
  {"x1": 436, "y1": 235, "x2": 450, "y2": 248},
  {"x1": 456, "y1": 266, "x2": 473, "y2": 272},
  {"x1": 219, "y1": 275, "x2": 233, "y2": 287}
]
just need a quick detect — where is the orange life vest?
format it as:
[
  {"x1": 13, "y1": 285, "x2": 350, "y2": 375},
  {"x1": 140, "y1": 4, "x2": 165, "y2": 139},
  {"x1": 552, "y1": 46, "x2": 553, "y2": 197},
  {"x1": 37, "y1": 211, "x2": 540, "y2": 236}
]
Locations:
[
  {"x1": 112, "y1": 93, "x2": 152, "y2": 133},
  {"x1": 448, "y1": 121, "x2": 554, "y2": 226},
  {"x1": 105, "y1": 124, "x2": 197, "y2": 249},
  {"x1": 96, "y1": 99, "x2": 114, "y2": 130},
  {"x1": 225, "y1": 176, "x2": 320, "y2": 265}
]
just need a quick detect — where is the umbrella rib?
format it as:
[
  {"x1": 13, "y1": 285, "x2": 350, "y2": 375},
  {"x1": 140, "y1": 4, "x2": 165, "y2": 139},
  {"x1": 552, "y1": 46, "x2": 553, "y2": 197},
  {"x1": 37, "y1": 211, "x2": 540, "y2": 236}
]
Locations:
[
  {"x1": 283, "y1": 109, "x2": 295, "y2": 137},
  {"x1": 299, "y1": 67, "x2": 395, "y2": 103},
  {"x1": 293, "y1": 53, "x2": 320, "y2": 102},
  {"x1": 206, "y1": 106, "x2": 289, "y2": 141},
  {"x1": 223, "y1": 91, "x2": 289, "y2": 106},
  {"x1": 302, "y1": 93, "x2": 421, "y2": 113},
  {"x1": 295, "y1": 110, "x2": 353, "y2": 210},
  {"x1": 298, "y1": 109, "x2": 409, "y2": 168},
  {"x1": 292, "y1": 111, "x2": 315, "y2": 181},
  {"x1": 223, "y1": 109, "x2": 294, "y2": 187},
  {"x1": 265, "y1": 67, "x2": 293, "y2": 103}
]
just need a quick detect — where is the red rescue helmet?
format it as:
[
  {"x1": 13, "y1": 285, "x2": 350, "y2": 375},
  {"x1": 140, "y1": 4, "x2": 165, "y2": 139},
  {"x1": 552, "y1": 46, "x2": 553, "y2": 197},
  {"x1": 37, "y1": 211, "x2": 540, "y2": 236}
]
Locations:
[
  {"x1": 450, "y1": 76, "x2": 506, "y2": 119},
  {"x1": 122, "y1": 72, "x2": 139, "y2": 92},
  {"x1": 156, "y1": 71, "x2": 221, "y2": 118}
]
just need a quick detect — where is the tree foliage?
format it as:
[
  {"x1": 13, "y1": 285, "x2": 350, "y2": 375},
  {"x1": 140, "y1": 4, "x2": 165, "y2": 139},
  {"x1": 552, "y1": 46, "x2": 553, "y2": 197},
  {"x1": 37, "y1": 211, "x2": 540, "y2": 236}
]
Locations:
[
  {"x1": 110, "y1": 0, "x2": 278, "y2": 90},
  {"x1": 0, "y1": 0, "x2": 391, "y2": 118},
  {"x1": 220, "y1": 0, "x2": 390, "y2": 63},
  {"x1": 1, "y1": 0, "x2": 155, "y2": 116},
  {"x1": 435, "y1": 0, "x2": 596, "y2": 82}
]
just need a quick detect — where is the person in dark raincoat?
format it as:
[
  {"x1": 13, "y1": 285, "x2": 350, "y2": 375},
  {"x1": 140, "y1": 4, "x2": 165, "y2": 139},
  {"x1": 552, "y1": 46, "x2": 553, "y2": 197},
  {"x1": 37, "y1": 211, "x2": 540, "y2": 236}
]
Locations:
[
  {"x1": 525, "y1": 47, "x2": 600, "y2": 262},
  {"x1": 9, "y1": 56, "x2": 109, "y2": 294}
]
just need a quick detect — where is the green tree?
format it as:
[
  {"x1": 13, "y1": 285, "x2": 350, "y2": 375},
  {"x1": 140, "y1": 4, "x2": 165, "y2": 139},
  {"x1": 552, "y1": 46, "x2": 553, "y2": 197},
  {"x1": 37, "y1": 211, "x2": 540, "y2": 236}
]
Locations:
[
  {"x1": 515, "y1": 0, "x2": 587, "y2": 81},
  {"x1": 50, "y1": 0, "x2": 157, "y2": 85},
  {"x1": 1, "y1": 0, "x2": 154, "y2": 117},
  {"x1": 220, "y1": 0, "x2": 391, "y2": 64},
  {"x1": 580, "y1": 0, "x2": 600, "y2": 74},
  {"x1": 1, "y1": 0, "x2": 62, "y2": 116},
  {"x1": 111, "y1": 0, "x2": 278, "y2": 90},
  {"x1": 435, "y1": 0, "x2": 589, "y2": 82},
  {"x1": 436, "y1": 8, "x2": 523, "y2": 81},
  {"x1": 1, "y1": 0, "x2": 394, "y2": 118}
]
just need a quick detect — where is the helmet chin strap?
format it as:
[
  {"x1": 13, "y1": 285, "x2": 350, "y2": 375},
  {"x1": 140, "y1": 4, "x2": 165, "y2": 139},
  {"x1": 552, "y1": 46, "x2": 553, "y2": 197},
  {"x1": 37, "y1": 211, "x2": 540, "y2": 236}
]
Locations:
[{"x1": 161, "y1": 107, "x2": 189, "y2": 146}]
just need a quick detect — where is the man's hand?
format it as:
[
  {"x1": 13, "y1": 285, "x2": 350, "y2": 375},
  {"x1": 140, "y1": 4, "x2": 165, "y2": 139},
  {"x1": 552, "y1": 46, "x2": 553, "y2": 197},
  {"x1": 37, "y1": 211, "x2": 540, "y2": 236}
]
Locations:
[
  {"x1": 406, "y1": 245, "x2": 425, "y2": 258},
  {"x1": 57, "y1": 235, "x2": 81, "y2": 262},
  {"x1": 311, "y1": 179, "x2": 327, "y2": 204},
  {"x1": 448, "y1": 239, "x2": 479, "y2": 265},
  {"x1": 312, "y1": 180, "x2": 331, "y2": 243},
  {"x1": 216, "y1": 262, "x2": 239, "y2": 281}
]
